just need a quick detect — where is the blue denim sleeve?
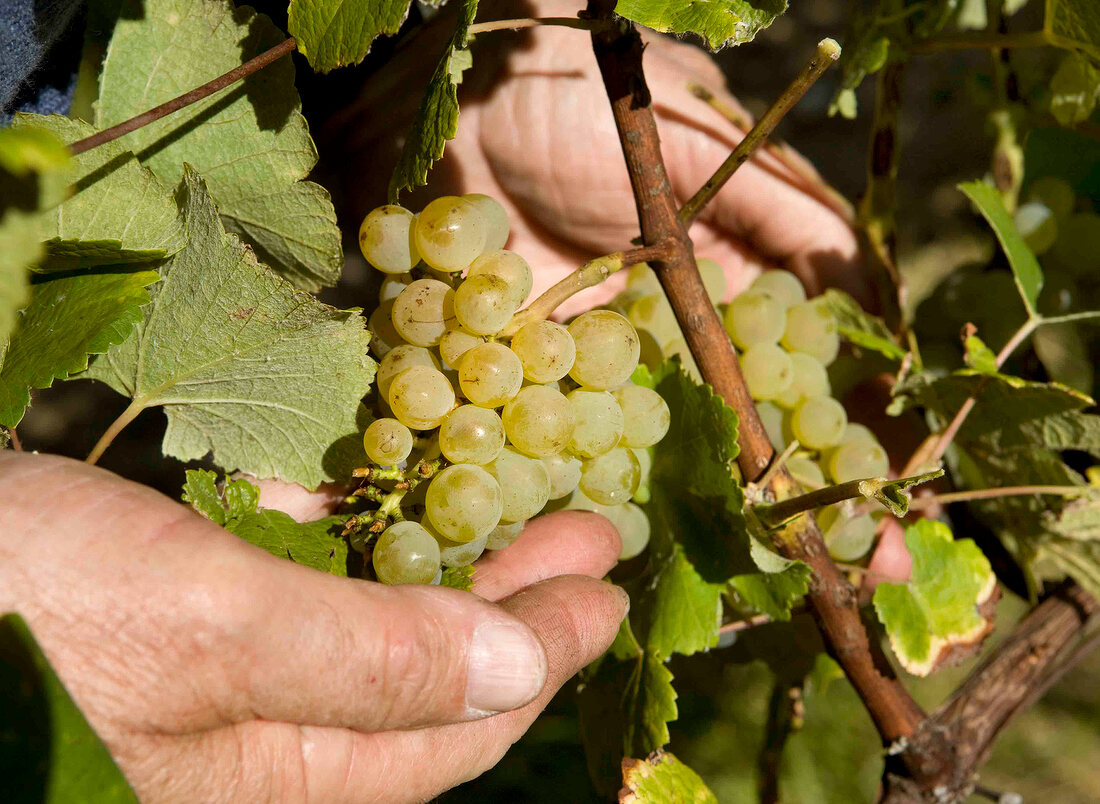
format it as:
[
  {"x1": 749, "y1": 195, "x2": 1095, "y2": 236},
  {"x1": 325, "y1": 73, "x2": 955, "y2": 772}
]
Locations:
[{"x1": 1, "y1": 0, "x2": 86, "y2": 122}]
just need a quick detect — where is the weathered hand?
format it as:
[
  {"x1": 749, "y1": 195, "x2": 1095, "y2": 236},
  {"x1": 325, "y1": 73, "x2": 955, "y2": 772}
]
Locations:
[
  {"x1": 0, "y1": 452, "x2": 627, "y2": 802},
  {"x1": 323, "y1": 0, "x2": 863, "y2": 316}
]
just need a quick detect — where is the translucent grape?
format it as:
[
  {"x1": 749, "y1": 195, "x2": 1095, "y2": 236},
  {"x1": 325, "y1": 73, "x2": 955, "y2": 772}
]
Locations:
[
  {"x1": 387, "y1": 365, "x2": 456, "y2": 430},
  {"x1": 413, "y1": 196, "x2": 487, "y2": 272},
  {"x1": 1027, "y1": 176, "x2": 1075, "y2": 220},
  {"x1": 568, "y1": 311, "x2": 641, "y2": 390},
  {"x1": 458, "y1": 342, "x2": 524, "y2": 408},
  {"x1": 782, "y1": 301, "x2": 840, "y2": 365},
  {"x1": 438, "y1": 405, "x2": 506, "y2": 465},
  {"x1": 503, "y1": 385, "x2": 574, "y2": 457},
  {"x1": 696, "y1": 257, "x2": 727, "y2": 303},
  {"x1": 724, "y1": 291, "x2": 786, "y2": 349},
  {"x1": 379, "y1": 275, "x2": 412, "y2": 304},
  {"x1": 391, "y1": 279, "x2": 456, "y2": 347},
  {"x1": 824, "y1": 513, "x2": 876, "y2": 561},
  {"x1": 467, "y1": 250, "x2": 533, "y2": 308},
  {"x1": 786, "y1": 454, "x2": 825, "y2": 488},
  {"x1": 372, "y1": 521, "x2": 441, "y2": 585},
  {"x1": 828, "y1": 440, "x2": 890, "y2": 483},
  {"x1": 791, "y1": 396, "x2": 848, "y2": 450},
  {"x1": 626, "y1": 263, "x2": 661, "y2": 296},
  {"x1": 485, "y1": 520, "x2": 524, "y2": 550},
  {"x1": 608, "y1": 502, "x2": 651, "y2": 560},
  {"x1": 359, "y1": 205, "x2": 420, "y2": 275},
  {"x1": 377, "y1": 345, "x2": 439, "y2": 400},
  {"x1": 1015, "y1": 202, "x2": 1058, "y2": 255},
  {"x1": 567, "y1": 390, "x2": 623, "y2": 458},
  {"x1": 488, "y1": 447, "x2": 552, "y2": 523},
  {"x1": 628, "y1": 294, "x2": 680, "y2": 346},
  {"x1": 510, "y1": 321, "x2": 575, "y2": 383},
  {"x1": 425, "y1": 464, "x2": 503, "y2": 542},
  {"x1": 454, "y1": 273, "x2": 517, "y2": 335},
  {"x1": 542, "y1": 453, "x2": 583, "y2": 499},
  {"x1": 363, "y1": 418, "x2": 413, "y2": 466},
  {"x1": 633, "y1": 447, "x2": 652, "y2": 487},
  {"x1": 636, "y1": 327, "x2": 664, "y2": 370},
  {"x1": 430, "y1": 523, "x2": 489, "y2": 568},
  {"x1": 774, "y1": 352, "x2": 831, "y2": 409},
  {"x1": 438, "y1": 327, "x2": 484, "y2": 367},
  {"x1": 463, "y1": 193, "x2": 510, "y2": 250},
  {"x1": 613, "y1": 384, "x2": 670, "y2": 448},
  {"x1": 580, "y1": 447, "x2": 640, "y2": 506},
  {"x1": 841, "y1": 422, "x2": 877, "y2": 446},
  {"x1": 756, "y1": 400, "x2": 787, "y2": 450},
  {"x1": 749, "y1": 270, "x2": 806, "y2": 309},
  {"x1": 1050, "y1": 213, "x2": 1100, "y2": 277},
  {"x1": 742, "y1": 343, "x2": 794, "y2": 400},
  {"x1": 368, "y1": 300, "x2": 403, "y2": 358}
]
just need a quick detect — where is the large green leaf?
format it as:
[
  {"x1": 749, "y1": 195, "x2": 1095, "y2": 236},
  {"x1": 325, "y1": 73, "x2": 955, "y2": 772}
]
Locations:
[
  {"x1": 95, "y1": 0, "x2": 341, "y2": 290},
  {"x1": 614, "y1": 0, "x2": 787, "y2": 50},
  {"x1": 619, "y1": 750, "x2": 718, "y2": 804},
  {"x1": 86, "y1": 169, "x2": 374, "y2": 489},
  {"x1": 873, "y1": 520, "x2": 996, "y2": 676},
  {"x1": 289, "y1": 0, "x2": 413, "y2": 72},
  {"x1": 0, "y1": 269, "x2": 158, "y2": 428},
  {"x1": 959, "y1": 181, "x2": 1044, "y2": 315},
  {"x1": 11, "y1": 115, "x2": 185, "y2": 271},
  {"x1": 0, "y1": 613, "x2": 137, "y2": 803},
  {"x1": 389, "y1": 0, "x2": 477, "y2": 199},
  {"x1": 182, "y1": 470, "x2": 348, "y2": 575}
]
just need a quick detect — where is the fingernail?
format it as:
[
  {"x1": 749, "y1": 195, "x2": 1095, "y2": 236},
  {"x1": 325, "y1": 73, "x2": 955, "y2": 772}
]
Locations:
[{"x1": 466, "y1": 621, "x2": 547, "y2": 714}]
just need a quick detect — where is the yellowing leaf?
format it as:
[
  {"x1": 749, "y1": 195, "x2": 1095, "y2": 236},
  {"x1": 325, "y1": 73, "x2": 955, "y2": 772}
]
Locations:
[
  {"x1": 873, "y1": 520, "x2": 997, "y2": 676},
  {"x1": 86, "y1": 169, "x2": 374, "y2": 490},
  {"x1": 619, "y1": 749, "x2": 717, "y2": 804}
]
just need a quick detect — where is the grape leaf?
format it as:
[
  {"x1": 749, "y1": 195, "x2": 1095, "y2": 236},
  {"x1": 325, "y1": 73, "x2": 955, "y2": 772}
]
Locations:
[
  {"x1": 959, "y1": 181, "x2": 1044, "y2": 314},
  {"x1": 1046, "y1": 0, "x2": 1100, "y2": 61},
  {"x1": 963, "y1": 334, "x2": 998, "y2": 375},
  {"x1": 0, "y1": 125, "x2": 70, "y2": 341},
  {"x1": 389, "y1": 0, "x2": 477, "y2": 199},
  {"x1": 86, "y1": 169, "x2": 375, "y2": 490},
  {"x1": 95, "y1": 0, "x2": 341, "y2": 291},
  {"x1": 821, "y1": 289, "x2": 906, "y2": 361},
  {"x1": 619, "y1": 749, "x2": 717, "y2": 804},
  {"x1": 1040, "y1": 538, "x2": 1100, "y2": 600},
  {"x1": 873, "y1": 520, "x2": 997, "y2": 676},
  {"x1": 11, "y1": 115, "x2": 185, "y2": 271},
  {"x1": 1049, "y1": 52, "x2": 1100, "y2": 126},
  {"x1": 1010, "y1": 410, "x2": 1100, "y2": 456},
  {"x1": 728, "y1": 537, "x2": 811, "y2": 621},
  {"x1": 182, "y1": 469, "x2": 348, "y2": 575},
  {"x1": 613, "y1": 0, "x2": 786, "y2": 50},
  {"x1": 0, "y1": 269, "x2": 158, "y2": 428},
  {"x1": 441, "y1": 564, "x2": 475, "y2": 591},
  {"x1": 289, "y1": 0, "x2": 413, "y2": 72},
  {"x1": 0, "y1": 613, "x2": 137, "y2": 803}
]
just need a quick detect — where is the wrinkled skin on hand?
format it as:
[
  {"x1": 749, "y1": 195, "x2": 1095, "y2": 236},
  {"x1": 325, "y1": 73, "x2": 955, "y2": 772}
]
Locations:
[
  {"x1": 0, "y1": 453, "x2": 627, "y2": 802},
  {"x1": 322, "y1": 0, "x2": 865, "y2": 317}
]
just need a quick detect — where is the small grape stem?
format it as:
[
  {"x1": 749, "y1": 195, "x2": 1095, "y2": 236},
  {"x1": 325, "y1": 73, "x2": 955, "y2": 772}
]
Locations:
[
  {"x1": 68, "y1": 38, "x2": 298, "y2": 156},
  {"x1": 686, "y1": 83, "x2": 856, "y2": 226},
  {"x1": 718, "y1": 613, "x2": 775, "y2": 635},
  {"x1": 85, "y1": 400, "x2": 145, "y2": 466},
  {"x1": 6, "y1": 427, "x2": 23, "y2": 452},
  {"x1": 467, "y1": 16, "x2": 608, "y2": 35},
  {"x1": 753, "y1": 440, "x2": 801, "y2": 493},
  {"x1": 499, "y1": 241, "x2": 676, "y2": 336},
  {"x1": 352, "y1": 466, "x2": 405, "y2": 482},
  {"x1": 678, "y1": 39, "x2": 841, "y2": 225},
  {"x1": 756, "y1": 476, "x2": 882, "y2": 527},
  {"x1": 907, "y1": 485, "x2": 1095, "y2": 510}
]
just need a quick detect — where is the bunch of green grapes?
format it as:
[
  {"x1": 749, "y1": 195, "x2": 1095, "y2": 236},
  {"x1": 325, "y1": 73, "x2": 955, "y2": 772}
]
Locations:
[
  {"x1": 611, "y1": 259, "x2": 890, "y2": 563},
  {"x1": 354, "y1": 195, "x2": 670, "y2": 585}
]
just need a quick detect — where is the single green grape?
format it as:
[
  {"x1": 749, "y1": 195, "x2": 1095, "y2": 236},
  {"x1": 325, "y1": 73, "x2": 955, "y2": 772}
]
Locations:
[
  {"x1": 488, "y1": 447, "x2": 552, "y2": 523},
  {"x1": 774, "y1": 352, "x2": 830, "y2": 409},
  {"x1": 1014, "y1": 201, "x2": 1058, "y2": 256},
  {"x1": 782, "y1": 300, "x2": 840, "y2": 365},
  {"x1": 439, "y1": 326, "x2": 484, "y2": 368},
  {"x1": 438, "y1": 405, "x2": 506, "y2": 465},
  {"x1": 503, "y1": 385, "x2": 575, "y2": 457},
  {"x1": 542, "y1": 452, "x2": 583, "y2": 500},
  {"x1": 613, "y1": 384, "x2": 670, "y2": 449},
  {"x1": 359, "y1": 205, "x2": 420, "y2": 274},
  {"x1": 580, "y1": 447, "x2": 640, "y2": 506},
  {"x1": 372, "y1": 521, "x2": 441, "y2": 585},
  {"x1": 742, "y1": 343, "x2": 795, "y2": 400},
  {"x1": 790, "y1": 396, "x2": 847, "y2": 450},
  {"x1": 824, "y1": 513, "x2": 876, "y2": 562},
  {"x1": 567, "y1": 389, "x2": 623, "y2": 458},
  {"x1": 377, "y1": 344, "x2": 439, "y2": 400},
  {"x1": 510, "y1": 321, "x2": 576, "y2": 384},
  {"x1": 454, "y1": 273, "x2": 517, "y2": 335},
  {"x1": 828, "y1": 440, "x2": 889, "y2": 484},
  {"x1": 387, "y1": 365, "x2": 455, "y2": 430},
  {"x1": 425, "y1": 464, "x2": 503, "y2": 542},
  {"x1": 413, "y1": 196, "x2": 487, "y2": 272},
  {"x1": 467, "y1": 249, "x2": 533, "y2": 308},
  {"x1": 724, "y1": 291, "x2": 786, "y2": 349},
  {"x1": 463, "y1": 193, "x2": 511, "y2": 251},
  {"x1": 391, "y1": 279, "x2": 456, "y2": 347},
  {"x1": 786, "y1": 454, "x2": 825, "y2": 488},
  {"x1": 363, "y1": 418, "x2": 414, "y2": 466},
  {"x1": 756, "y1": 400, "x2": 787, "y2": 451},
  {"x1": 485, "y1": 520, "x2": 525, "y2": 550},
  {"x1": 459, "y1": 342, "x2": 524, "y2": 407},
  {"x1": 569, "y1": 311, "x2": 641, "y2": 390},
  {"x1": 750, "y1": 270, "x2": 806, "y2": 309},
  {"x1": 696, "y1": 257, "x2": 728, "y2": 303},
  {"x1": 368, "y1": 299, "x2": 402, "y2": 358}
]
